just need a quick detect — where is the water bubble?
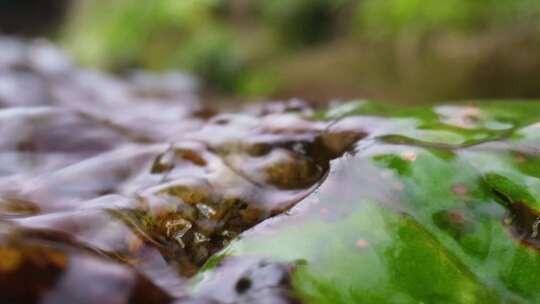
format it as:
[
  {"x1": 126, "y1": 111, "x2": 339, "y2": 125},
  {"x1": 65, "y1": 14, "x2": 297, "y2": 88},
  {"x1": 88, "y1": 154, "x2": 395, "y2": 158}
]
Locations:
[
  {"x1": 196, "y1": 203, "x2": 216, "y2": 218},
  {"x1": 165, "y1": 218, "x2": 192, "y2": 248},
  {"x1": 194, "y1": 232, "x2": 210, "y2": 244}
]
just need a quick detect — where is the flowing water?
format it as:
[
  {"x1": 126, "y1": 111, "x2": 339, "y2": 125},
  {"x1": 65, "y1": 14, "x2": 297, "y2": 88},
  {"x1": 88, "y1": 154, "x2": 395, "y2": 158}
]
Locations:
[{"x1": 0, "y1": 37, "x2": 362, "y2": 303}]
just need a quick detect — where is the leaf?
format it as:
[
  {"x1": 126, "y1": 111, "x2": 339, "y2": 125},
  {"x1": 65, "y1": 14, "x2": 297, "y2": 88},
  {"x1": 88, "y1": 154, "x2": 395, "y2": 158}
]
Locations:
[{"x1": 196, "y1": 101, "x2": 540, "y2": 303}]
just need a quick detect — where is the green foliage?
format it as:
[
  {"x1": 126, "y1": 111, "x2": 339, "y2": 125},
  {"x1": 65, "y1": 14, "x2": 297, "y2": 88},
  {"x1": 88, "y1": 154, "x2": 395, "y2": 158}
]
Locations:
[
  {"x1": 63, "y1": 0, "x2": 540, "y2": 97},
  {"x1": 357, "y1": 0, "x2": 540, "y2": 36},
  {"x1": 63, "y1": 0, "x2": 351, "y2": 91},
  {"x1": 63, "y1": 0, "x2": 246, "y2": 91},
  {"x1": 256, "y1": 0, "x2": 347, "y2": 47},
  {"x1": 174, "y1": 29, "x2": 244, "y2": 92}
]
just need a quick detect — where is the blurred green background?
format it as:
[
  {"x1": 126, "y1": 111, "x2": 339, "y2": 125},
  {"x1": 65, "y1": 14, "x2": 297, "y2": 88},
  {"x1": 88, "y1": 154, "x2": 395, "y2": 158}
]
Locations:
[{"x1": 3, "y1": 0, "x2": 540, "y2": 104}]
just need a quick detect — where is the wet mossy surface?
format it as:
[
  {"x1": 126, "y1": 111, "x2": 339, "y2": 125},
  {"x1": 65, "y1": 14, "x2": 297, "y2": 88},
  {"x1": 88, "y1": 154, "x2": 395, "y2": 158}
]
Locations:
[
  {"x1": 198, "y1": 101, "x2": 540, "y2": 303},
  {"x1": 1, "y1": 38, "x2": 540, "y2": 303}
]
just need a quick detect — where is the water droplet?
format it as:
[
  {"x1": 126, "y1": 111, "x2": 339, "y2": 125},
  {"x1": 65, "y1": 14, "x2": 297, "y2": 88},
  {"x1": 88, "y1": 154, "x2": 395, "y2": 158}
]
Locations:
[
  {"x1": 194, "y1": 232, "x2": 210, "y2": 244},
  {"x1": 196, "y1": 203, "x2": 216, "y2": 218},
  {"x1": 165, "y1": 218, "x2": 192, "y2": 248}
]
